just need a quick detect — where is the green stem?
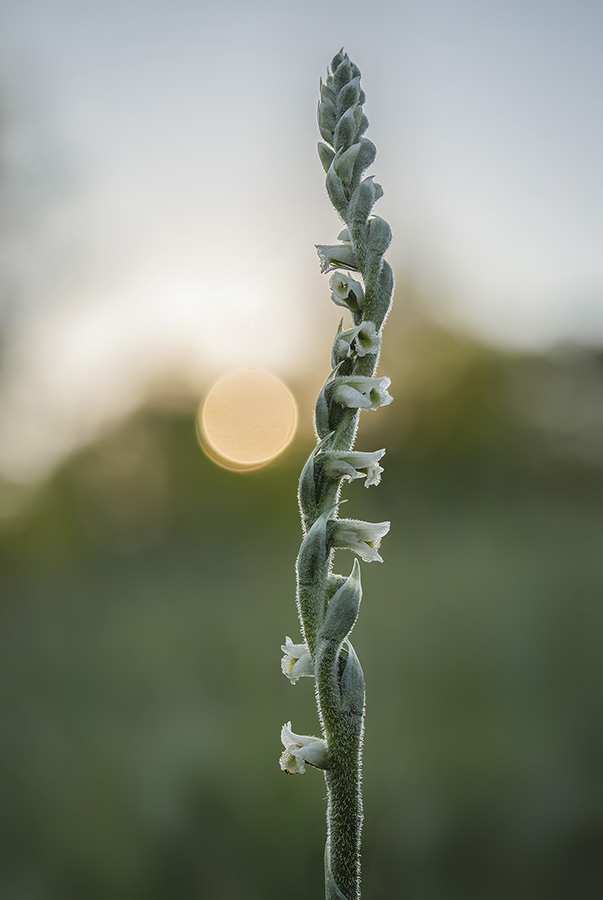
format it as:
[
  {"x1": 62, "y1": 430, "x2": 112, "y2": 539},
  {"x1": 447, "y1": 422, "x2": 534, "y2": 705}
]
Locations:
[{"x1": 324, "y1": 717, "x2": 364, "y2": 899}]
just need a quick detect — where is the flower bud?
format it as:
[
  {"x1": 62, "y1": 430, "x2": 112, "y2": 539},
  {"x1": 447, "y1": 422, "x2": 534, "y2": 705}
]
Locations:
[
  {"x1": 319, "y1": 77, "x2": 336, "y2": 106},
  {"x1": 330, "y1": 49, "x2": 346, "y2": 73},
  {"x1": 325, "y1": 167, "x2": 349, "y2": 218},
  {"x1": 332, "y1": 143, "x2": 361, "y2": 186},
  {"x1": 348, "y1": 176, "x2": 384, "y2": 233},
  {"x1": 351, "y1": 138, "x2": 377, "y2": 184},
  {"x1": 318, "y1": 97, "x2": 336, "y2": 144},
  {"x1": 337, "y1": 76, "x2": 361, "y2": 116},
  {"x1": 370, "y1": 259, "x2": 395, "y2": 326},
  {"x1": 317, "y1": 141, "x2": 336, "y2": 173},
  {"x1": 334, "y1": 103, "x2": 362, "y2": 152},
  {"x1": 333, "y1": 57, "x2": 352, "y2": 91},
  {"x1": 367, "y1": 215, "x2": 392, "y2": 254},
  {"x1": 356, "y1": 112, "x2": 369, "y2": 141}
]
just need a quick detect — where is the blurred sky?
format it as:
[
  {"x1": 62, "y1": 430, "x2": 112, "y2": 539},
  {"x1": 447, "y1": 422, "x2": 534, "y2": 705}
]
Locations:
[{"x1": 0, "y1": 0, "x2": 602, "y2": 481}]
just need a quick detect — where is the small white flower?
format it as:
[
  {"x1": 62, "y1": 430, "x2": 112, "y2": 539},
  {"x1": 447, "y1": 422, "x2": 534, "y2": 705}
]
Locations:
[
  {"x1": 316, "y1": 243, "x2": 359, "y2": 274},
  {"x1": 322, "y1": 449, "x2": 385, "y2": 487},
  {"x1": 332, "y1": 375, "x2": 393, "y2": 410},
  {"x1": 333, "y1": 519, "x2": 391, "y2": 563},
  {"x1": 280, "y1": 637, "x2": 314, "y2": 684},
  {"x1": 334, "y1": 321, "x2": 381, "y2": 360},
  {"x1": 279, "y1": 722, "x2": 328, "y2": 774},
  {"x1": 329, "y1": 272, "x2": 364, "y2": 313}
]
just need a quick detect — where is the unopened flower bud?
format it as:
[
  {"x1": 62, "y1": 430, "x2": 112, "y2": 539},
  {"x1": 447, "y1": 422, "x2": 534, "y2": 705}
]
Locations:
[
  {"x1": 348, "y1": 176, "x2": 384, "y2": 238},
  {"x1": 318, "y1": 141, "x2": 336, "y2": 174},
  {"x1": 334, "y1": 103, "x2": 362, "y2": 152},
  {"x1": 333, "y1": 143, "x2": 361, "y2": 185}
]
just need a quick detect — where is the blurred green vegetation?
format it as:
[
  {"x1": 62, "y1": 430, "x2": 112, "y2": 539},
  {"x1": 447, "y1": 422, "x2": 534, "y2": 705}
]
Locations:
[{"x1": 1, "y1": 316, "x2": 602, "y2": 900}]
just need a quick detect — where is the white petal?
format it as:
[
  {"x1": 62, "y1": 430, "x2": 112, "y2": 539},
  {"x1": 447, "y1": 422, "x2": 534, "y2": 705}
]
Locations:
[{"x1": 333, "y1": 385, "x2": 372, "y2": 409}]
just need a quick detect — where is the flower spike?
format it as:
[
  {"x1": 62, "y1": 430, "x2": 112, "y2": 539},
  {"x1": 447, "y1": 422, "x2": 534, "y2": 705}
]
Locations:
[{"x1": 281, "y1": 50, "x2": 395, "y2": 900}]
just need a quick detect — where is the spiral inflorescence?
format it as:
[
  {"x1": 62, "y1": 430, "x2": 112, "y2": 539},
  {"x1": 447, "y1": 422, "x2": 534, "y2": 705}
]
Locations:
[{"x1": 280, "y1": 50, "x2": 394, "y2": 900}]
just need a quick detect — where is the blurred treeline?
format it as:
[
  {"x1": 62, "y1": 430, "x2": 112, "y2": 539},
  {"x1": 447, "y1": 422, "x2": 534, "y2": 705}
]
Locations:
[{"x1": 1, "y1": 307, "x2": 602, "y2": 900}]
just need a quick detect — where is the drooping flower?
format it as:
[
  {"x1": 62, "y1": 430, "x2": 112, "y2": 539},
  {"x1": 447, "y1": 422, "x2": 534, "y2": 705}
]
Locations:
[
  {"x1": 329, "y1": 272, "x2": 364, "y2": 313},
  {"x1": 332, "y1": 375, "x2": 393, "y2": 410},
  {"x1": 279, "y1": 722, "x2": 328, "y2": 774},
  {"x1": 332, "y1": 518, "x2": 390, "y2": 563},
  {"x1": 316, "y1": 242, "x2": 359, "y2": 274},
  {"x1": 280, "y1": 637, "x2": 314, "y2": 684},
  {"x1": 321, "y1": 449, "x2": 385, "y2": 488},
  {"x1": 333, "y1": 321, "x2": 381, "y2": 361}
]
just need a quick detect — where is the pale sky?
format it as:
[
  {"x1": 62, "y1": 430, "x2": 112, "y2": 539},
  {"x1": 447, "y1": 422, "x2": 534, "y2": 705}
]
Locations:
[{"x1": 0, "y1": 0, "x2": 602, "y2": 481}]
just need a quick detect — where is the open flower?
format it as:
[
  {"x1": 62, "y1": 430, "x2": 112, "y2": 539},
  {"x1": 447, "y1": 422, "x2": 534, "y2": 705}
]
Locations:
[
  {"x1": 332, "y1": 519, "x2": 390, "y2": 563},
  {"x1": 332, "y1": 375, "x2": 393, "y2": 410},
  {"x1": 279, "y1": 722, "x2": 328, "y2": 774},
  {"x1": 281, "y1": 637, "x2": 314, "y2": 684},
  {"x1": 321, "y1": 449, "x2": 385, "y2": 487},
  {"x1": 316, "y1": 242, "x2": 359, "y2": 274},
  {"x1": 329, "y1": 272, "x2": 364, "y2": 313},
  {"x1": 333, "y1": 321, "x2": 381, "y2": 361}
]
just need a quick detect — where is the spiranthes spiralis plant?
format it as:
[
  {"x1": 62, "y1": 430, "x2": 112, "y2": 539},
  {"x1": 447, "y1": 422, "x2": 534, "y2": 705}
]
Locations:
[{"x1": 279, "y1": 50, "x2": 394, "y2": 900}]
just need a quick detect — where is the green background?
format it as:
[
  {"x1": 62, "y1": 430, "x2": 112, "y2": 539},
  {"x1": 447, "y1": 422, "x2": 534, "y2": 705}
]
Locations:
[{"x1": 2, "y1": 311, "x2": 601, "y2": 899}]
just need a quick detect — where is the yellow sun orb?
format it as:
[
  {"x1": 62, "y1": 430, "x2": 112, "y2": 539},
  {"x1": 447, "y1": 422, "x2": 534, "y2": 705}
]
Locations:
[{"x1": 197, "y1": 369, "x2": 298, "y2": 471}]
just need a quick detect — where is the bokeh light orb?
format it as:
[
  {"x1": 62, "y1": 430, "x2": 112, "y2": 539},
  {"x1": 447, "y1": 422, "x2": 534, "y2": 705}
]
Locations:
[{"x1": 197, "y1": 369, "x2": 298, "y2": 471}]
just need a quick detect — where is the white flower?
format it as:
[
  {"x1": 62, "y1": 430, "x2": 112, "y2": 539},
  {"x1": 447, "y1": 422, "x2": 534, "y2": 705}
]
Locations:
[
  {"x1": 332, "y1": 375, "x2": 393, "y2": 410},
  {"x1": 329, "y1": 272, "x2": 364, "y2": 313},
  {"x1": 334, "y1": 321, "x2": 381, "y2": 360},
  {"x1": 322, "y1": 449, "x2": 385, "y2": 487},
  {"x1": 316, "y1": 243, "x2": 359, "y2": 274},
  {"x1": 279, "y1": 722, "x2": 328, "y2": 774},
  {"x1": 280, "y1": 637, "x2": 314, "y2": 684},
  {"x1": 333, "y1": 519, "x2": 391, "y2": 563}
]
